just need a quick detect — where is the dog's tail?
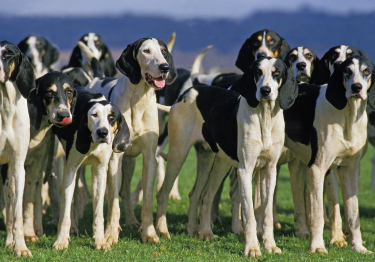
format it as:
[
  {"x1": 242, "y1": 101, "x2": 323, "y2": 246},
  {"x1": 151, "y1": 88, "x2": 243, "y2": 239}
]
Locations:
[
  {"x1": 77, "y1": 41, "x2": 104, "y2": 79},
  {"x1": 190, "y1": 45, "x2": 213, "y2": 84},
  {"x1": 156, "y1": 103, "x2": 171, "y2": 113},
  {"x1": 167, "y1": 32, "x2": 176, "y2": 53}
]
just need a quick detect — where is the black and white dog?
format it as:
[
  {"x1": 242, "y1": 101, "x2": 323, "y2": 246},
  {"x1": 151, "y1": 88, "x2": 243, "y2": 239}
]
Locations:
[
  {"x1": 22, "y1": 71, "x2": 77, "y2": 243},
  {"x1": 18, "y1": 36, "x2": 59, "y2": 78},
  {"x1": 52, "y1": 87, "x2": 131, "y2": 250},
  {"x1": 0, "y1": 41, "x2": 35, "y2": 257},
  {"x1": 284, "y1": 56, "x2": 375, "y2": 254},
  {"x1": 66, "y1": 33, "x2": 116, "y2": 78},
  {"x1": 156, "y1": 57, "x2": 298, "y2": 258}
]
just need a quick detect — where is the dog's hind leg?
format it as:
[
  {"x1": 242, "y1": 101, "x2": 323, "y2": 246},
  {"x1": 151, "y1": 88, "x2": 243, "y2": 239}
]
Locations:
[
  {"x1": 187, "y1": 143, "x2": 216, "y2": 237},
  {"x1": 230, "y1": 169, "x2": 243, "y2": 234},
  {"x1": 199, "y1": 157, "x2": 231, "y2": 241},
  {"x1": 119, "y1": 155, "x2": 140, "y2": 229},
  {"x1": 272, "y1": 166, "x2": 281, "y2": 229}
]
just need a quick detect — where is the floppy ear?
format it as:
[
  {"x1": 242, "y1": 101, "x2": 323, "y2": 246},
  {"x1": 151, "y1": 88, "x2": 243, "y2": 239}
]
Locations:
[
  {"x1": 234, "y1": 63, "x2": 259, "y2": 108},
  {"x1": 112, "y1": 114, "x2": 132, "y2": 153},
  {"x1": 12, "y1": 51, "x2": 36, "y2": 98},
  {"x1": 76, "y1": 112, "x2": 92, "y2": 155},
  {"x1": 17, "y1": 37, "x2": 29, "y2": 54},
  {"x1": 318, "y1": 50, "x2": 332, "y2": 85},
  {"x1": 27, "y1": 79, "x2": 44, "y2": 130},
  {"x1": 116, "y1": 41, "x2": 142, "y2": 85},
  {"x1": 158, "y1": 39, "x2": 177, "y2": 85},
  {"x1": 68, "y1": 45, "x2": 83, "y2": 68},
  {"x1": 279, "y1": 67, "x2": 298, "y2": 110},
  {"x1": 235, "y1": 38, "x2": 255, "y2": 72},
  {"x1": 325, "y1": 67, "x2": 347, "y2": 110},
  {"x1": 69, "y1": 86, "x2": 78, "y2": 115},
  {"x1": 310, "y1": 56, "x2": 321, "y2": 85},
  {"x1": 100, "y1": 45, "x2": 117, "y2": 77},
  {"x1": 278, "y1": 38, "x2": 291, "y2": 61},
  {"x1": 42, "y1": 41, "x2": 59, "y2": 69},
  {"x1": 367, "y1": 68, "x2": 375, "y2": 110}
]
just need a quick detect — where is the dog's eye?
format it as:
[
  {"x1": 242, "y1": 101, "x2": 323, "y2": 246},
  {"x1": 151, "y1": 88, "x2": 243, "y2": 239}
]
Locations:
[
  {"x1": 66, "y1": 90, "x2": 73, "y2": 96},
  {"x1": 332, "y1": 53, "x2": 338, "y2": 59},
  {"x1": 273, "y1": 71, "x2": 280, "y2": 76},
  {"x1": 161, "y1": 49, "x2": 166, "y2": 55},
  {"x1": 269, "y1": 40, "x2": 275, "y2": 45},
  {"x1": 344, "y1": 68, "x2": 352, "y2": 75},
  {"x1": 290, "y1": 54, "x2": 297, "y2": 61},
  {"x1": 95, "y1": 41, "x2": 100, "y2": 45},
  {"x1": 108, "y1": 114, "x2": 115, "y2": 119},
  {"x1": 305, "y1": 53, "x2": 312, "y2": 59},
  {"x1": 143, "y1": 49, "x2": 150, "y2": 54},
  {"x1": 91, "y1": 113, "x2": 98, "y2": 117},
  {"x1": 47, "y1": 91, "x2": 54, "y2": 96},
  {"x1": 256, "y1": 69, "x2": 262, "y2": 75},
  {"x1": 364, "y1": 69, "x2": 370, "y2": 76}
]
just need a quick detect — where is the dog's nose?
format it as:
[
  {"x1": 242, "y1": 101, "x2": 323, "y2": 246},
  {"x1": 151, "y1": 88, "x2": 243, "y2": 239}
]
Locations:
[
  {"x1": 56, "y1": 111, "x2": 70, "y2": 121},
  {"x1": 257, "y1": 52, "x2": 267, "y2": 59},
  {"x1": 159, "y1": 63, "x2": 170, "y2": 73},
  {"x1": 333, "y1": 61, "x2": 342, "y2": 71},
  {"x1": 296, "y1": 62, "x2": 306, "y2": 71},
  {"x1": 97, "y1": 128, "x2": 108, "y2": 138},
  {"x1": 260, "y1": 86, "x2": 271, "y2": 97},
  {"x1": 351, "y1": 83, "x2": 362, "y2": 93}
]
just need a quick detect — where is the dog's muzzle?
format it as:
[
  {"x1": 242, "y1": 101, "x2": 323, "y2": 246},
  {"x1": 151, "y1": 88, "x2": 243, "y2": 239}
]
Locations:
[
  {"x1": 260, "y1": 86, "x2": 271, "y2": 97},
  {"x1": 56, "y1": 111, "x2": 71, "y2": 126},
  {"x1": 350, "y1": 83, "x2": 365, "y2": 100}
]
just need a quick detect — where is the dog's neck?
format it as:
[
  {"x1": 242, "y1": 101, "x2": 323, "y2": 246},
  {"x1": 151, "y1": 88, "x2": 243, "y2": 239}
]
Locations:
[
  {"x1": 344, "y1": 98, "x2": 367, "y2": 142},
  {"x1": 257, "y1": 99, "x2": 281, "y2": 150},
  {"x1": 0, "y1": 82, "x2": 23, "y2": 117},
  {"x1": 29, "y1": 115, "x2": 53, "y2": 148}
]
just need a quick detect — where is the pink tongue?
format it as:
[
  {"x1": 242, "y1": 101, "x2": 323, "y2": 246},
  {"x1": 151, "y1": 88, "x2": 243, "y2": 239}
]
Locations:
[
  {"x1": 154, "y1": 79, "x2": 165, "y2": 88},
  {"x1": 60, "y1": 117, "x2": 71, "y2": 125}
]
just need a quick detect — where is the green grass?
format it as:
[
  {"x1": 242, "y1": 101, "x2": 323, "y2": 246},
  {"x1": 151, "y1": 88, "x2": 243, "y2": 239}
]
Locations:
[{"x1": 1, "y1": 145, "x2": 375, "y2": 261}]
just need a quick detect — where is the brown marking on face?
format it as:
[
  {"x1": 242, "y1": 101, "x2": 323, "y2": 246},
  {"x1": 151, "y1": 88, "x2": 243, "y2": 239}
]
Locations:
[
  {"x1": 9, "y1": 62, "x2": 15, "y2": 77},
  {"x1": 112, "y1": 120, "x2": 118, "y2": 133},
  {"x1": 63, "y1": 83, "x2": 71, "y2": 90},
  {"x1": 257, "y1": 35, "x2": 262, "y2": 41},
  {"x1": 270, "y1": 50, "x2": 279, "y2": 58},
  {"x1": 266, "y1": 35, "x2": 272, "y2": 41},
  {"x1": 49, "y1": 84, "x2": 57, "y2": 92}
]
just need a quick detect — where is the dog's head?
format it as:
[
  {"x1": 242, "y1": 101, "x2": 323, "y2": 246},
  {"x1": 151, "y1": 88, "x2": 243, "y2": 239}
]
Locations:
[
  {"x1": 239, "y1": 57, "x2": 298, "y2": 110},
  {"x1": 285, "y1": 46, "x2": 320, "y2": 84},
  {"x1": 326, "y1": 55, "x2": 375, "y2": 110},
  {"x1": 76, "y1": 99, "x2": 132, "y2": 155},
  {"x1": 235, "y1": 29, "x2": 290, "y2": 72},
  {"x1": 18, "y1": 36, "x2": 59, "y2": 77},
  {"x1": 29, "y1": 71, "x2": 77, "y2": 130},
  {"x1": 0, "y1": 40, "x2": 35, "y2": 98},
  {"x1": 116, "y1": 38, "x2": 177, "y2": 89}
]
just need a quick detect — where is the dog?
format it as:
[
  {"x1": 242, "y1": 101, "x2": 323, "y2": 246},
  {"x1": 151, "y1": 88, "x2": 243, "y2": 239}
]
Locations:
[
  {"x1": 22, "y1": 71, "x2": 77, "y2": 243},
  {"x1": 62, "y1": 66, "x2": 93, "y2": 87},
  {"x1": 283, "y1": 55, "x2": 374, "y2": 254},
  {"x1": 84, "y1": 37, "x2": 177, "y2": 244},
  {"x1": 66, "y1": 32, "x2": 116, "y2": 78},
  {"x1": 0, "y1": 40, "x2": 35, "y2": 256},
  {"x1": 52, "y1": 86, "x2": 131, "y2": 250},
  {"x1": 18, "y1": 36, "x2": 59, "y2": 78},
  {"x1": 156, "y1": 57, "x2": 298, "y2": 258}
]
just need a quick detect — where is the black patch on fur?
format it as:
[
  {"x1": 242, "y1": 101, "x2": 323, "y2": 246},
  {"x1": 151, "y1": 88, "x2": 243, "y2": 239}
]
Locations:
[
  {"x1": 212, "y1": 73, "x2": 242, "y2": 89},
  {"x1": 157, "y1": 39, "x2": 177, "y2": 85},
  {"x1": 108, "y1": 86, "x2": 115, "y2": 102},
  {"x1": 368, "y1": 111, "x2": 375, "y2": 126},
  {"x1": 325, "y1": 61, "x2": 348, "y2": 110},
  {"x1": 308, "y1": 127, "x2": 318, "y2": 168},
  {"x1": 112, "y1": 112, "x2": 132, "y2": 153},
  {"x1": 1, "y1": 164, "x2": 8, "y2": 185},
  {"x1": 158, "y1": 121, "x2": 168, "y2": 146},
  {"x1": 284, "y1": 83, "x2": 321, "y2": 145},
  {"x1": 194, "y1": 85, "x2": 240, "y2": 161},
  {"x1": 279, "y1": 68, "x2": 298, "y2": 110},
  {"x1": 62, "y1": 67, "x2": 92, "y2": 87},
  {"x1": 91, "y1": 58, "x2": 104, "y2": 79},
  {"x1": 101, "y1": 77, "x2": 117, "y2": 88}
]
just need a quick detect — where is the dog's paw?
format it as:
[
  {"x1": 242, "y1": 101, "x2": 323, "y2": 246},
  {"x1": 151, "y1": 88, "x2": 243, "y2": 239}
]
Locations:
[
  {"x1": 309, "y1": 245, "x2": 328, "y2": 254},
  {"x1": 105, "y1": 225, "x2": 122, "y2": 246},
  {"x1": 244, "y1": 244, "x2": 262, "y2": 258},
  {"x1": 187, "y1": 223, "x2": 199, "y2": 237},
  {"x1": 274, "y1": 221, "x2": 282, "y2": 229},
  {"x1": 330, "y1": 236, "x2": 347, "y2": 247},
  {"x1": 169, "y1": 192, "x2": 181, "y2": 200},
  {"x1": 25, "y1": 235, "x2": 39, "y2": 243},
  {"x1": 352, "y1": 243, "x2": 373, "y2": 254},
  {"x1": 142, "y1": 226, "x2": 160, "y2": 244},
  {"x1": 14, "y1": 245, "x2": 32, "y2": 257},
  {"x1": 198, "y1": 229, "x2": 215, "y2": 241},
  {"x1": 94, "y1": 239, "x2": 111, "y2": 250},
  {"x1": 53, "y1": 237, "x2": 70, "y2": 250}
]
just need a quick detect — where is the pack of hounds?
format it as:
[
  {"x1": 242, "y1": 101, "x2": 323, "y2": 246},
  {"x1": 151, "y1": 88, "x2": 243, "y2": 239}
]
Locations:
[{"x1": 0, "y1": 29, "x2": 374, "y2": 257}]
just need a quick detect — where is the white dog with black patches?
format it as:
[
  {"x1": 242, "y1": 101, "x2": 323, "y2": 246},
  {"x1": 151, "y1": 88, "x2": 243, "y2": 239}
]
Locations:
[
  {"x1": 52, "y1": 87, "x2": 131, "y2": 250},
  {"x1": 156, "y1": 57, "x2": 298, "y2": 257},
  {"x1": 84, "y1": 37, "x2": 177, "y2": 245},
  {"x1": 0, "y1": 41, "x2": 36, "y2": 257},
  {"x1": 284, "y1": 55, "x2": 375, "y2": 254}
]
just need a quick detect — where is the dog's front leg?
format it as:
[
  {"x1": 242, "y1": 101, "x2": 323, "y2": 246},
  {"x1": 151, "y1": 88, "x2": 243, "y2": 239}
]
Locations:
[
  {"x1": 259, "y1": 163, "x2": 281, "y2": 254},
  {"x1": 106, "y1": 153, "x2": 127, "y2": 246},
  {"x1": 229, "y1": 169, "x2": 243, "y2": 234},
  {"x1": 338, "y1": 162, "x2": 373, "y2": 254},
  {"x1": 325, "y1": 168, "x2": 346, "y2": 247},
  {"x1": 8, "y1": 160, "x2": 32, "y2": 257},
  {"x1": 289, "y1": 158, "x2": 310, "y2": 238},
  {"x1": 307, "y1": 163, "x2": 327, "y2": 253},
  {"x1": 91, "y1": 162, "x2": 110, "y2": 250},
  {"x1": 53, "y1": 156, "x2": 84, "y2": 250},
  {"x1": 238, "y1": 162, "x2": 260, "y2": 258}
]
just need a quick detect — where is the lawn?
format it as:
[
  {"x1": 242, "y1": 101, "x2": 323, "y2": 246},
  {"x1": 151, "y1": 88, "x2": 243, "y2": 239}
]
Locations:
[{"x1": 1, "y1": 145, "x2": 375, "y2": 261}]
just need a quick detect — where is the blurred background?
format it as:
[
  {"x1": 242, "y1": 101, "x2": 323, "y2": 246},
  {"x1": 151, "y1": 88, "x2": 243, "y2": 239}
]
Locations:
[{"x1": 2, "y1": 0, "x2": 375, "y2": 72}]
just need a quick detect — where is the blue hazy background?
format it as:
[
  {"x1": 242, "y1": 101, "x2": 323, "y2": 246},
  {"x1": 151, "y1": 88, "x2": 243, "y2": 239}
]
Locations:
[{"x1": 2, "y1": 0, "x2": 375, "y2": 69}]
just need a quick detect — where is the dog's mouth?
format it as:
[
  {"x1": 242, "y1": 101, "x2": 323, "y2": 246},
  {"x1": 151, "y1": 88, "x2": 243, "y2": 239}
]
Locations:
[
  {"x1": 296, "y1": 72, "x2": 310, "y2": 82},
  {"x1": 145, "y1": 73, "x2": 166, "y2": 89},
  {"x1": 50, "y1": 117, "x2": 72, "y2": 128},
  {"x1": 349, "y1": 93, "x2": 365, "y2": 100}
]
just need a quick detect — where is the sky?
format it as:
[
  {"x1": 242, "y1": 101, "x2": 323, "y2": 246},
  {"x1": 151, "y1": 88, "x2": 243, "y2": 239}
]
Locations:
[{"x1": 3, "y1": 0, "x2": 375, "y2": 20}]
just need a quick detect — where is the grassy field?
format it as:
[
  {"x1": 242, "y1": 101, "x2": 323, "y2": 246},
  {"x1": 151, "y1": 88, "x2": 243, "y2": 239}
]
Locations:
[{"x1": 1, "y1": 145, "x2": 375, "y2": 261}]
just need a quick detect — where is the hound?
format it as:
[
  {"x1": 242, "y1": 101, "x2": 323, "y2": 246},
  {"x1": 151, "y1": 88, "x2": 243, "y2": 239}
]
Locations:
[
  {"x1": 17, "y1": 36, "x2": 59, "y2": 78},
  {"x1": 0, "y1": 41, "x2": 36, "y2": 256},
  {"x1": 52, "y1": 87, "x2": 131, "y2": 250},
  {"x1": 283, "y1": 55, "x2": 375, "y2": 254},
  {"x1": 66, "y1": 32, "x2": 116, "y2": 77},
  {"x1": 156, "y1": 57, "x2": 298, "y2": 257},
  {"x1": 84, "y1": 37, "x2": 177, "y2": 244},
  {"x1": 22, "y1": 71, "x2": 77, "y2": 242}
]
